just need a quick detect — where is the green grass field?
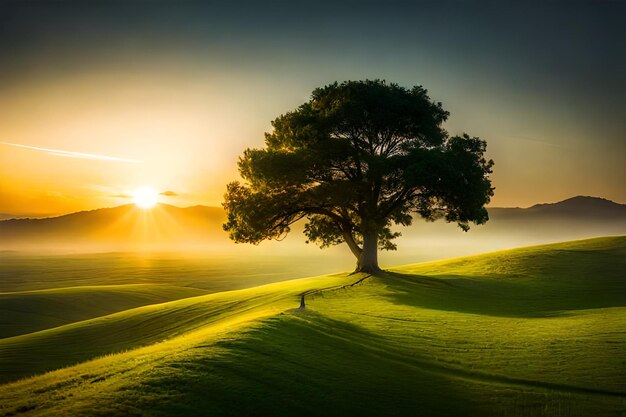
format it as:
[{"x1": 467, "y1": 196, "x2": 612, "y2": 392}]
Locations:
[{"x1": 0, "y1": 236, "x2": 624, "y2": 416}]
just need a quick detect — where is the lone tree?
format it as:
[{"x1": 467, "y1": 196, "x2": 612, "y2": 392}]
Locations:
[{"x1": 223, "y1": 80, "x2": 494, "y2": 273}]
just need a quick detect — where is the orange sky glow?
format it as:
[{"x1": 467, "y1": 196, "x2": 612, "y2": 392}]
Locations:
[{"x1": 1, "y1": 3, "x2": 624, "y2": 216}]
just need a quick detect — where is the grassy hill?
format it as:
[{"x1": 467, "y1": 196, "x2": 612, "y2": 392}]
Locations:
[
  {"x1": 0, "y1": 236, "x2": 624, "y2": 416},
  {"x1": 0, "y1": 285, "x2": 208, "y2": 338}
]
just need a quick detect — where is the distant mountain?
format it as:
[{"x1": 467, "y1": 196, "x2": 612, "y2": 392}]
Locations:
[
  {"x1": 0, "y1": 213, "x2": 58, "y2": 221},
  {"x1": 402, "y1": 195, "x2": 626, "y2": 242},
  {"x1": 492, "y1": 196, "x2": 626, "y2": 219},
  {"x1": 0, "y1": 204, "x2": 227, "y2": 251},
  {"x1": 0, "y1": 196, "x2": 624, "y2": 252},
  {"x1": 530, "y1": 195, "x2": 623, "y2": 210},
  {"x1": 374, "y1": 195, "x2": 626, "y2": 262},
  {"x1": 475, "y1": 196, "x2": 626, "y2": 236}
]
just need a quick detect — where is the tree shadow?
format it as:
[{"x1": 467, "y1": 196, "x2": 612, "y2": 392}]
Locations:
[
  {"x1": 378, "y1": 270, "x2": 626, "y2": 317},
  {"x1": 110, "y1": 310, "x2": 611, "y2": 417},
  {"x1": 116, "y1": 311, "x2": 473, "y2": 416}
]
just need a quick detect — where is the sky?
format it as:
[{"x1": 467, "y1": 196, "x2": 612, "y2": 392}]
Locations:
[{"x1": 0, "y1": 0, "x2": 624, "y2": 215}]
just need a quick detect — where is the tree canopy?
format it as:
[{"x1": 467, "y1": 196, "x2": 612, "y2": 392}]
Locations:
[{"x1": 223, "y1": 80, "x2": 494, "y2": 273}]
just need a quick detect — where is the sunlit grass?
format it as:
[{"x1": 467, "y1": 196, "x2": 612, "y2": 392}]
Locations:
[
  {"x1": 0, "y1": 284, "x2": 208, "y2": 338},
  {"x1": 0, "y1": 236, "x2": 624, "y2": 416},
  {"x1": 0, "y1": 273, "x2": 351, "y2": 383}
]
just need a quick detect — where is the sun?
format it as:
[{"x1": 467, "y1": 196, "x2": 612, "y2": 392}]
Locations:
[{"x1": 132, "y1": 187, "x2": 159, "y2": 209}]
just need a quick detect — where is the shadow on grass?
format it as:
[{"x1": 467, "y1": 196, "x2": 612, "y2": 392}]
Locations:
[
  {"x1": 379, "y1": 251, "x2": 626, "y2": 317},
  {"x1": 97, "y1": 311, "x2": 616, "y2": 417}
]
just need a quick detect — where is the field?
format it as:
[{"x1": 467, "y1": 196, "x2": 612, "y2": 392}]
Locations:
[{"x1": 1, "y1": 236, "x2": 625, "y2": 416}]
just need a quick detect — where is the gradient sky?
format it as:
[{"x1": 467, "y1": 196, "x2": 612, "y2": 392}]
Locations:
[{"x1": 0, "y1": 0, "x2": 624, "y2": 215}]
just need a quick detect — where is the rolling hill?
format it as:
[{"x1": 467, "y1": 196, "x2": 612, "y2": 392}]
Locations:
[
  {"x1": 0, "y1": 236, "x2": 624, "y2": 416},
  {"x1": 0, "y1": 284, "x2": 208, "y2": 338}
]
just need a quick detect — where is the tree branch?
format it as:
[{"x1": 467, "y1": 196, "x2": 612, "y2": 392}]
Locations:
[{"x1": 380, "y1": 188, "x2": 415, "y2": 218}]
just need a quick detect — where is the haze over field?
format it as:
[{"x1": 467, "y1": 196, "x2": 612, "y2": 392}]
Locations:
[{"x1": 1, "y1": 195, "x2": 625, "y2": 265}]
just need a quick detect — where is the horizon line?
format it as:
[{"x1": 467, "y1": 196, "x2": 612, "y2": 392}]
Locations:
[{"x1": 1, "y1": 195, "x2": 622, "y2": 220}]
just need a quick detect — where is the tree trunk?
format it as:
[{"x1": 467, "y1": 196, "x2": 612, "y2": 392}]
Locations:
[{"x1": 355, "y1": 231, "x2": 381, "y2": 273}]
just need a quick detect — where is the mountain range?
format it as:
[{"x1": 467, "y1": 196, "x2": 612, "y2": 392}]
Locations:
[
  {"x1": 0, "y1": 204, "x2": 226, "y2": 251},
  {"x1": 0, "y1": 196, "x2": 624, "y2": 252}
]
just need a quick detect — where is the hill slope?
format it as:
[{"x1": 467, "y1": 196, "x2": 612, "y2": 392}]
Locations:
[
  {"x1": 0, "y1": 236, "x2": 625, "y2": 416},
  {"x1": 0, "y1": 285, "x2": 208, "y2": 338}
]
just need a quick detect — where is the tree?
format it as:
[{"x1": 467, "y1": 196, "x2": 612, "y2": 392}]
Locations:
[{"x1": 223, "y1": 80, "x2": 494, "y2": 273}]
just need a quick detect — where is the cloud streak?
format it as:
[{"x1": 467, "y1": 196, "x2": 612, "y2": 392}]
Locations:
[{"x1": 0, "y1": 142, "x2": 142, "y2": 163}]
